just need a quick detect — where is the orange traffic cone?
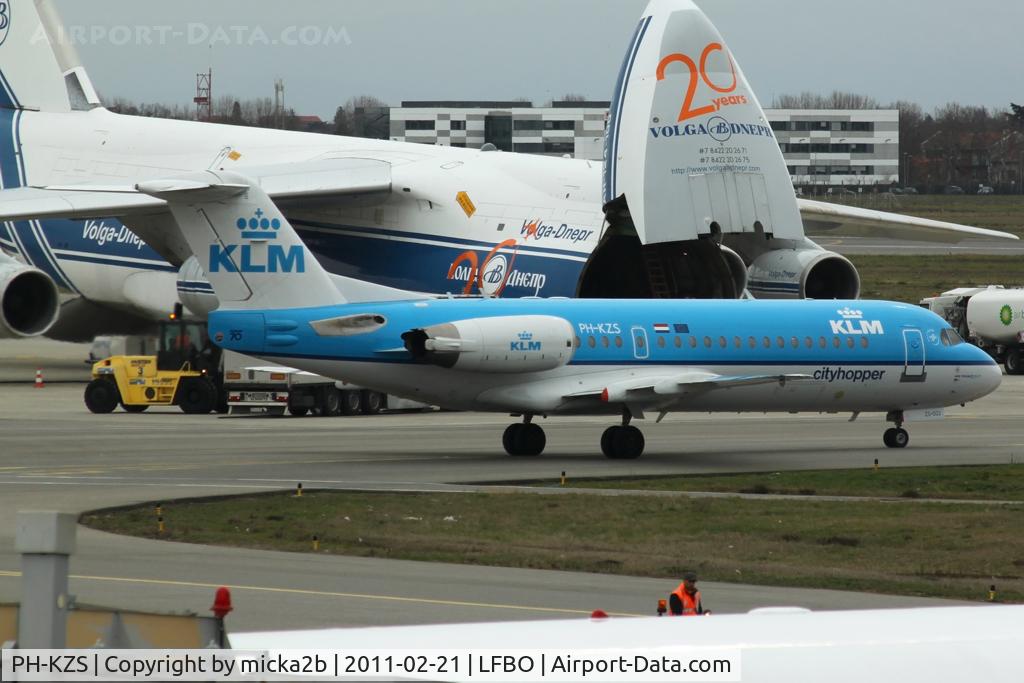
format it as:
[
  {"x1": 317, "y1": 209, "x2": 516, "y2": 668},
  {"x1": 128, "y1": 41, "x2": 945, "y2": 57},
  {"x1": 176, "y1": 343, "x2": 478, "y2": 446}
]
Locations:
[{"x1": 34, "y1": 369, "x2": 44, "y2": 389}]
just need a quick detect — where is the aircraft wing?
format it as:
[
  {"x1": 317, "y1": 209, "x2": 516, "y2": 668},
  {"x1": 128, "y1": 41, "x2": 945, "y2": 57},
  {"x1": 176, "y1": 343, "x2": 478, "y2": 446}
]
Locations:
[
  {"x1": 0, "y1": 185, "x2": 167, "y2": 221},
  {"x1": 798, "y1": 199, "x2": 1019, "y2": 243},
  {"x1": 0, "y1": 157, "x2": 393, "y2": 223},
  {"x1": 566, "y1": 371, "x2": 812, "y2": 402}
]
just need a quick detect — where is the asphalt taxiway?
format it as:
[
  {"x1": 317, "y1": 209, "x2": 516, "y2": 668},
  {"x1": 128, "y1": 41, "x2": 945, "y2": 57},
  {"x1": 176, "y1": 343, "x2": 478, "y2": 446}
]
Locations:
[{"x1": 2, "y1": 346, "x2": 1020, "y2": 631}]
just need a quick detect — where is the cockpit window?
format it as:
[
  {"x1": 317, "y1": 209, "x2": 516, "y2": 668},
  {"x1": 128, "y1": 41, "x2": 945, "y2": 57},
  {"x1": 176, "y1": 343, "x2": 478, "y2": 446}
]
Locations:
[{"x1": 941, "y1": 329, "x2": 964, "y2": 346}]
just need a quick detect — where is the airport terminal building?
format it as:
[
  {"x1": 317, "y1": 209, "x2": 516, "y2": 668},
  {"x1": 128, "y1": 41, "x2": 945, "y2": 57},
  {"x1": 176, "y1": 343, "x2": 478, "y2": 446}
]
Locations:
[
  {"x1": 389, "y1": 102, "x2": 900, "y2": 188},
  {"x1": 771, "y1": 109, "x2": 900, "y2": 190},
  {"x1": 391, "y1": 100, "x2": 611, "y2": 161}
]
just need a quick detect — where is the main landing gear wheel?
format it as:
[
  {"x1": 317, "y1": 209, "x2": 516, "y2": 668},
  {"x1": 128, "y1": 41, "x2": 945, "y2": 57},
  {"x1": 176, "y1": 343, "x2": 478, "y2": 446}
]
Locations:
[
  {"x1": 601, "y1": 425, "x2": 645, "y2": 460},
  {"x1": 883, "y1": 427, "x2": 909, "y2": 449},
  {"x1": 502, "y1": 423, "x2": 546, "y2": 456}
]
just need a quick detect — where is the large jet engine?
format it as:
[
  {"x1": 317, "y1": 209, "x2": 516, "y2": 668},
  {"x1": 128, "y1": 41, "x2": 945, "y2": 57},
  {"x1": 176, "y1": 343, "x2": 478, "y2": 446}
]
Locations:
[
  {"x1": 747, "y1": 248, "x2": 860, "y2": 300},
  {"x1": 0, "y1": 257, "x2": 60, "y2": 338},
  {"x1": 403, "y1": 315, "x2": 575, "y2": 373}
]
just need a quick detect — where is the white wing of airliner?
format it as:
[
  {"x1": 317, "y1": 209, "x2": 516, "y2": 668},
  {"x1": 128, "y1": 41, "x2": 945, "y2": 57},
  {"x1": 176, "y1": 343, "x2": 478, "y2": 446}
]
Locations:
[
  {"x1": 565, "y1": 371, "x2": 812, "y2": 401},
  {"x1": 0, "y1": 167, "x2": 1015, "y2": 255},
  {"x1": 797, "y1": 198, "x2": 1018, "y2": 242},
  {"x1": 0, "y1": 158, "x2": 393, "y2": 263},
  {"x1": 474, "y1": 368, "x2": 812, "y2": 413}
]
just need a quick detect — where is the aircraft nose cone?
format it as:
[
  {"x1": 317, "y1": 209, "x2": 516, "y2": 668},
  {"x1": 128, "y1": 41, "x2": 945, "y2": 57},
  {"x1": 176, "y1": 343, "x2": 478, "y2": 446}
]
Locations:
[
  {"x1": 980, "y1": 359, "x2": 1004, "y2": 397},
  {"x1": 966, "y1": 350, "x2": 1003, "y2": 400}
]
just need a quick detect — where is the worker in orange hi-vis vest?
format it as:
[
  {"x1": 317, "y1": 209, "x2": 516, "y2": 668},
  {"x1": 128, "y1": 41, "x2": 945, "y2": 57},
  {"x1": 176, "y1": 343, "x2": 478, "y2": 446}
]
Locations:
[{"x1": 669, "y1": 571, "x2": 709, "y2": 616}]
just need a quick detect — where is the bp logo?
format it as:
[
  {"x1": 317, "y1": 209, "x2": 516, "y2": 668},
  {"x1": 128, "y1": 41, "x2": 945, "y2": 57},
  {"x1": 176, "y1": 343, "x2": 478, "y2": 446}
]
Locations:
[
  {"x1": 1000, "y1": 305, "x2": 1014, "y2": 326},
  {"x1": 0, "y1": 2, "x2": 10, "y2": 47}
]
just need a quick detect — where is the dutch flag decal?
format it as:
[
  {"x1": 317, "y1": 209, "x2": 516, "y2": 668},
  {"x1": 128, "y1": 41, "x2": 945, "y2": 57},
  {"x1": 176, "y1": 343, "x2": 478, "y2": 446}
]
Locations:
[{"x1": 653, "y1": 323, "x2": 670, "y2": 333}]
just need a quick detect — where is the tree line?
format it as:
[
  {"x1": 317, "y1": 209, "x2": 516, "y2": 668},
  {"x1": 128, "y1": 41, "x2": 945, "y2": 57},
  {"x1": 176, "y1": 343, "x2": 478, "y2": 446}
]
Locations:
[
  {"x1": 774, "y1": 92, "x2": 1024, "y2": 193},
  {"x1": 106, "y1": 94, "x2": 390, "y2": 138},
  {"x1": 107, "y1": 90, "x2": 1024, "y2": 193}
]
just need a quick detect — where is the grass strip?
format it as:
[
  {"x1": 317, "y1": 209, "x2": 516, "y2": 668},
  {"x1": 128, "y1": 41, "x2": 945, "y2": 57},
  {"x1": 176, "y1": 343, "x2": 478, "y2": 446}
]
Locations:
[
  {"x1": 82, "y1": 489, "x2": 1024, "y2": 603},
  {"x1": 847, "y1": 254, "x2": 1024, "y2": 303},
  {"x1": 559, "y1": 465, "x2": 1024, "y2": 501}
]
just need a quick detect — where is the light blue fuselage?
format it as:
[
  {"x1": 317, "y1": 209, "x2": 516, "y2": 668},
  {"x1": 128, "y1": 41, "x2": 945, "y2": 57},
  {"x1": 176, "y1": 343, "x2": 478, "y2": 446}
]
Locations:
[{"x1": 208, "y1": 298, "x2": 1000, "y2": 415}]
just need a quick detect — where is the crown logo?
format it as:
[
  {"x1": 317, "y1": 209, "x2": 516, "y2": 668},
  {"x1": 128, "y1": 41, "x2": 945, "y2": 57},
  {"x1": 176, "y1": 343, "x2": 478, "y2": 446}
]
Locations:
[
  {"x1": 518, "y1": 331, "x2": 534, "y2": 341},
  {"x1": 235, "y1": 209, "x2": 281, "y2": 240},
  {"x1": 836, "y1": 307, "x2": 863, "y2": 319}
]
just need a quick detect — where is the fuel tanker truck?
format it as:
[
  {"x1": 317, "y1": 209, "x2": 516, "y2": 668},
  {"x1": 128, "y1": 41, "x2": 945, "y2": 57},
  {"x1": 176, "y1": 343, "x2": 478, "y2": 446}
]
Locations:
[{"x1": 921, "y1": 286, "x2": 1024, "y2": 374}]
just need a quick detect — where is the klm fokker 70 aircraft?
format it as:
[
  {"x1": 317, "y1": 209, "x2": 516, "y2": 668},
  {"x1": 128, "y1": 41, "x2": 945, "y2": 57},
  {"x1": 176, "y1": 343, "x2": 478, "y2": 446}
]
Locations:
[{"x1": 95, "y1": 171, "x2": 1002, "y2": 459}]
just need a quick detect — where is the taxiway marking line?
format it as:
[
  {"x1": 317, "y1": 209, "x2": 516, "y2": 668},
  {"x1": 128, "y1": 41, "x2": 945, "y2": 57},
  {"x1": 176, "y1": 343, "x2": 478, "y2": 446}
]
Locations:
[
  {"x1": 0, "y1": 570, "x2": 640, "y2": 617},
  {"x1": 3, "y1": 455, "x2": 452, "y2": 478}
]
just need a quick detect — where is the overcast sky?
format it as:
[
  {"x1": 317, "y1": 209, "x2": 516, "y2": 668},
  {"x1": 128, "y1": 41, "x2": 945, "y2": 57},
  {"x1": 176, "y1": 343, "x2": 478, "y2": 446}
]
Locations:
[{"x1": 54, "y1": 0, "x2": 1023, "y2": 119}]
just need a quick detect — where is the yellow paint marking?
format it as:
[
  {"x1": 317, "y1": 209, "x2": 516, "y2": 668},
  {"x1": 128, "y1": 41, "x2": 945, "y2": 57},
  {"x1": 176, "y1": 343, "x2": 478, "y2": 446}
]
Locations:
[
  {"x1": 0, "y1": 571, "x2": 641, "y2": 617},
  {"x1": 455, "y1": 191, "x2": 476, "y2": 218}
]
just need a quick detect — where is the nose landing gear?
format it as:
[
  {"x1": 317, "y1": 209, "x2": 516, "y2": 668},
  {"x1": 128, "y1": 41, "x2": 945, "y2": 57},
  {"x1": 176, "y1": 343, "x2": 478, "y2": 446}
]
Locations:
[
  {"x1": 883, "y1": 411, "x2": 910, "y2": 449},
  {"x1": 503, "y1": 415, "x2": 546, "y2": 456}
]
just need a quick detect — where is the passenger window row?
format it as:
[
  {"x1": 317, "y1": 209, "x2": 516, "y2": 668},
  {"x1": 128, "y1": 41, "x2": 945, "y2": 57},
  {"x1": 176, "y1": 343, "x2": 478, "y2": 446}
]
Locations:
[{"x1": 573, "y1": 334, "x2": 871, "y2": 351}]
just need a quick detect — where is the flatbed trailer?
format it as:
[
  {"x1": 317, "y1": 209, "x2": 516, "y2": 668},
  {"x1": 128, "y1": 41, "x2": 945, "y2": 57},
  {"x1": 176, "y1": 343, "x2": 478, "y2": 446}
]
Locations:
[{"x1": 222, "y1": 350, "x2": 430, "y2": 416}]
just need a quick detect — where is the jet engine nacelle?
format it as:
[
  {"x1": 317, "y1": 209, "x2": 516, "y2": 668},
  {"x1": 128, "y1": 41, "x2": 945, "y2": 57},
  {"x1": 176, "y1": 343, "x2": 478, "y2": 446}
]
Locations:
[
  {"x1": 0, "y1": 259, "x2": 60, "y2": 339},
  {"x1": 748, "y1": 249, "x2": 860, "y2": 300},
  {"x1": 176, "y1": 256, "x2": 219, "y2": 320},
  {"x1": 403, "y1": 315, "x2": 575, "y2": 373}
]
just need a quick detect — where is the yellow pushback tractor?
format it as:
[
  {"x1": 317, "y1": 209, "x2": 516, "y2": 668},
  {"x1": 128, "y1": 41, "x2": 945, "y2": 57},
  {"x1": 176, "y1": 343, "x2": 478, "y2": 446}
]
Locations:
[{"x1": 84, "y1": 315, "x2": 222, "y2": 414}]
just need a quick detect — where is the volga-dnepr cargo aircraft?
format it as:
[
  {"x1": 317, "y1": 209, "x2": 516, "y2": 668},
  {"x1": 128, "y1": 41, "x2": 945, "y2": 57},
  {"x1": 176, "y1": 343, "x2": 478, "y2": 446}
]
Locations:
[
  {"x1": 120, "y1": 171, "x2": 1001, "y2": 458},
  {"x1": 0, "y1": 0, "x2": 1015, "y2": 342}
]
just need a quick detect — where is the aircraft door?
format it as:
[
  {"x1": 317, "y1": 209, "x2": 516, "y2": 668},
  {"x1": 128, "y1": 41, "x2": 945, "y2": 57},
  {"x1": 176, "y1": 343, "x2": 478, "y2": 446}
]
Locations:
[
  {"x1": 901, "y1": 328, "x2": 927, "y2": 382},
  {"x1": 631, "y1": 326, "x2": 649, "y2": 360}
]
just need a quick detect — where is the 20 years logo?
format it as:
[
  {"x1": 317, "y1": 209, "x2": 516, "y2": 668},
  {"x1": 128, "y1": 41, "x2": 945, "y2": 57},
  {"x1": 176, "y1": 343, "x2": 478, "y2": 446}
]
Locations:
[
  {"x1": 656, "y1": 42, "x2": 747, "y2": 123},
  {"x1": 0, "y1": 3, "x2": 11, "y2": 47}
]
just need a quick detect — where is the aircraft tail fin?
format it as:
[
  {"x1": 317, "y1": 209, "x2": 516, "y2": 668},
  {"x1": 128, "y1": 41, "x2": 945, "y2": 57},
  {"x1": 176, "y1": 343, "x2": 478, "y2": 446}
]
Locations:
[
  {"x1": 138, "y1": 171, "x2": 346, "y2": 311},
  {"x1": 604, "y1": 0, "x2": 803, "y2": 242},
  {"x1": 0, "y1": 0, "x2": 101, "y2": 112}
]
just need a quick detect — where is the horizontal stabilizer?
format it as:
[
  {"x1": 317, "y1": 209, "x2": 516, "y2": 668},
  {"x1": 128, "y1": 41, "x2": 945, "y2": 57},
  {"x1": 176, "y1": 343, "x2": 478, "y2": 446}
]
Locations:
[{"x1": 799, "y1": 199, "x2": 1019, "y2": 243}]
